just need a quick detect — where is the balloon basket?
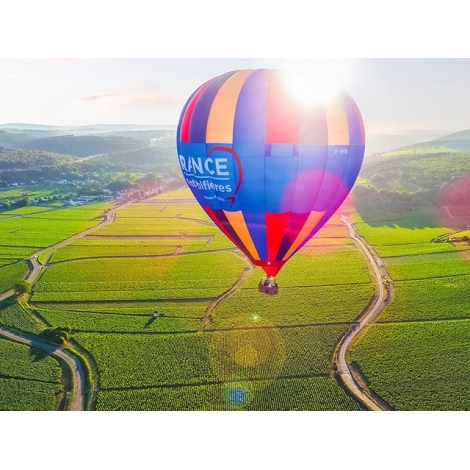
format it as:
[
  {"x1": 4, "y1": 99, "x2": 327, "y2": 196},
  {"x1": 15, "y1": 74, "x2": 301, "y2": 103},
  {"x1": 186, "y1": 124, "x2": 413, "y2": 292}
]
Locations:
[{"x1": 258, "y1": 277, "x2": 279, "y2": 296}]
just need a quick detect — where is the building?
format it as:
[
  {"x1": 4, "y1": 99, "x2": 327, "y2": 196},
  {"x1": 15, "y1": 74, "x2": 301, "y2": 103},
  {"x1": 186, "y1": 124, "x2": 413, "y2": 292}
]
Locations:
[{"x1": 77, "y1": 195, "x2": 96, "y2": 203}]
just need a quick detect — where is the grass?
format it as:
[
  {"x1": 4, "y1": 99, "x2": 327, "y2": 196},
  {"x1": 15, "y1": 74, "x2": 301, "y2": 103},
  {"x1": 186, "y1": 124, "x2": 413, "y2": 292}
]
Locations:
[
  {"x1": 49, "y1": 242, "x2": 181, "y2": 262},
  {"x1": 244, "y1": 247, "x2": 371, "y2": 289},
  {"x1": 379, "y1": 243, "x2": 458, "y2": 257},
  {"x1": 351, "y1": 208, "x2": 470, "y2": 410},
  {"x1": 217, "y1": 283, "x2": 373, "y2": 327},
  {"x1": 0, "y1": 258, "x2": 19, "y2": 268}
]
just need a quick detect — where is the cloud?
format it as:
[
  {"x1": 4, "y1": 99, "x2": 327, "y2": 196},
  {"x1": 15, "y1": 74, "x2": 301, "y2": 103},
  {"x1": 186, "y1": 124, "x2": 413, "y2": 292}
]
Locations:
[
  {"x1": 81, "y1": 93, "x2": 122, "y2": 102},
  {"x1": 42, "y1": 58, "x2": 88, "y2": 64},
  {"x1": 80, "y1": 92, "x2": 183, "y2": 107}
]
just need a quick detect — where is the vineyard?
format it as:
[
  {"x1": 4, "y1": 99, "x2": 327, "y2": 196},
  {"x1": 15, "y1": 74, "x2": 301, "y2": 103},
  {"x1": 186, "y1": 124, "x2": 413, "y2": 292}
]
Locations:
[
  {"x1": 0, "y1": 201, "x2": 111, "y2": 294},
  {"x1": 350, "y1": 320, "x2": 470, "y2": 410},
  {"x1": 0, "y1": 261, "x2": 28, "y2": 294},
  {"x1": 379, "y1": 275, "x2": 470, "y2": 322},
  {"x1": 0, "y1": 337, "x2": 62, "y2": 411},
  {"x1": 32, "y1": 252, "x2": 248, "y2": 302},
  {"x1": 10, "y1": 189, "x2": 463, "y2": 410},
  {"x1": 151, "y1": 188, "x2": 194, "y2": 199},
  {"x1": 21, "y1": 197, "x2": 374, "y2": 410},
  {"x1": 0, "y1": 300, "x2": 42, "y2": 334},
  {"x1": 352, "y1": 208, "x2": 470, "y2": 410},
  {"x1": 38, "y1": 301, "x2": 208, "y2": 333},
  {"x1": 96, "y1": 377, "x2": 363, "y2": 411}
]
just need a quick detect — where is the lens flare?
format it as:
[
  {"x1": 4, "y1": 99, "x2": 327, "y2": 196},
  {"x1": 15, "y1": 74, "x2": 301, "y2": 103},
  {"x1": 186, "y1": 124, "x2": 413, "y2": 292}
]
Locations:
[
  {"x1": 222, "y1": 382, "x2": 254, "y2": 408},
  {"x1": 209, "y1": 314, "x2": 286, "y2": 408}
]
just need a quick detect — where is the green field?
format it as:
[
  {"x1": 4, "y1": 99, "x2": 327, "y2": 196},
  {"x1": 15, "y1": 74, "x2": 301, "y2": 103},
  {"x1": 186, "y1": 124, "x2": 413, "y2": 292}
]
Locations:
[
  {"x1": 382, "y1": 147, "x2": 458, "y2": 157},
  {"x1": 37, "y1": 301, "x2": 208, "y2": 333},
  {"x1": 75, "y1": 323, "x2": 348, "y2": 389},
  {"x1": 0, "y1": 300, "x2": 43, "y2": 334},
  {"x1": 1, "y1": 192, "x2": 383, "y2": 411},
  {"x1": 351, "y1": 321, "x2": 470, "y2": 410},
  {"x1": 0, "y1": 261, "x2": 28, "y2": 294},
  {"x1": 0, "y1": 378, "x2": 62, "y2": 411},
  {"x1": 93, "y1": 216, "x2": 216, "y2": 236},
  {"x1": 23, "y1": 200, "x2": 372, "y2": 410},
  {"x1": 352, "y1": 208, "x2": 470, "y2": 409},
  {"x1": 379, "y1": 275, "x2": 470, "y2": 322},
  {"x1": 0, "y1": 184, "x2": 72, "y2": 203},
  {"x1": 151, "y1": 188, "x2": 194, "y2": 199},
  {"x1": 97, "y1": 376, "x2": 363, "y2": 411},
  {"x1": 0, "y1": 337, "x2": 62, "y2": 411},
  {"x1": 0, "y1": 202, "x2": 110, "y2": 250},
  {"x1": 32, "y1": 252, "x2": 248, "y2": 302},
  {"x1": 0, "y1": 202, "x2": 111, "y2": 294},
  {"x1": 118, "y1": 202, "x2": 211, "y2": 221}
]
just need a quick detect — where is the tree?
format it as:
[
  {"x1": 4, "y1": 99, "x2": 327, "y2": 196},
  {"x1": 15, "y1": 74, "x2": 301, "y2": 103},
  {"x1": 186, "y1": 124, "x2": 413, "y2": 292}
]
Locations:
[
  {"x1": 14, "y1": 280, "x2": 32, "y2": 296},
  {"x1": 16, "y1": 196, "x2": 30, "y2": 208},
  {"x1": 108, "y1": 180, "x2": 130, "y2": 192}
]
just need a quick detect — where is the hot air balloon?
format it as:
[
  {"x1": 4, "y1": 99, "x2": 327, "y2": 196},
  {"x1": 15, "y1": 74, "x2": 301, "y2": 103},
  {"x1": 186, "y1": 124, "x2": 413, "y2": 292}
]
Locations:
[{"x1": 176, "y1": 69, "x2": 365, "y2": 295}]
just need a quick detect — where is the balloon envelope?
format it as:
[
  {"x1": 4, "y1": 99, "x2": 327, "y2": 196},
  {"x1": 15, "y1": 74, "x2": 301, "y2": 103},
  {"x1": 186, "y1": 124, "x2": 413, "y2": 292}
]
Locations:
[{"x1": 176, "y1": 69, "x2": 365, "y2": 276}]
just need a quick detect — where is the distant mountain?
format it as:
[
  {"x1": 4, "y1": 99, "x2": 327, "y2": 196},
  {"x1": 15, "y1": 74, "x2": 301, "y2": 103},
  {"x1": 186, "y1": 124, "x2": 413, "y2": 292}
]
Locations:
[
  {"x1": 16, "y1": 135, "x2": 144, "y2": 157},
  {"x1": 371, "y1": 128, "x2": 470, "y2": 158},
  {"x1": 365, "y1": 129, "x2": 451, "y2": 156},
  {"x1": 0, "y1": 130, "x2": 34, "y2": 146},
  {"x1": 0, "y1": 123, "x2": 176, "y2": 133},
  {"x1": 436, "y1": 129, "x2": 470, "y2": 141},
  {"x1": 365, "y1": 134, "x2": 415, "y2": 156}
]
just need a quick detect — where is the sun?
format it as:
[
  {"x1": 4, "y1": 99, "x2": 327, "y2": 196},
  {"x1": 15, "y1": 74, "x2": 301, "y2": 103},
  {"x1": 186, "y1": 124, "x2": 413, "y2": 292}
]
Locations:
[{"x1": 278, "y1": 59, "x2": 355, "y2": 106}]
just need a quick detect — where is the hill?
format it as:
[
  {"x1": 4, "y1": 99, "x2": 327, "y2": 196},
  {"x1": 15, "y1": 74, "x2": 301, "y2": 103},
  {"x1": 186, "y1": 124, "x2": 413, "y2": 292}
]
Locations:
[
  {"x1": 15, "y1": 135, "x2": 144, "y2": 157},
  {"x1": 0, "y1": 147, "x2": 78, "y2": 185},
  {"x1": 0, "y1": 130, "x2": 34, "y2": 147},
  {"x1": 354, "y1": 152, "x2": 470, "y2": 214},
  {"x1": 378, "y1": 128, "x2": 470, "y2": 157},
  {"x1": 0, "y1": 123, "x2": 176, "y2": 133}
]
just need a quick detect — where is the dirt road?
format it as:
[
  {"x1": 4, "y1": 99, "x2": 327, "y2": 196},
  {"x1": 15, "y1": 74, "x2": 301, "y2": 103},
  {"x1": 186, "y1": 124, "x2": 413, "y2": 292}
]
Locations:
[
  {"x1": 335, "y1": 214, "x2": 392, "y2": 411},
  {"x1": 0, "y1": 325, "x2": 85, "y2": 410},
  {"x1": 0, "y1": 201, "x2": 132, "y2": 410}
]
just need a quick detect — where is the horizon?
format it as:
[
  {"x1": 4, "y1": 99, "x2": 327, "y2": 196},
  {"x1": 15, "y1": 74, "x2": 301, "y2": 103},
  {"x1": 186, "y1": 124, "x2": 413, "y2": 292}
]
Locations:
[{"x1": 1, "y1": 59, "x2": 470, "y2": 136}]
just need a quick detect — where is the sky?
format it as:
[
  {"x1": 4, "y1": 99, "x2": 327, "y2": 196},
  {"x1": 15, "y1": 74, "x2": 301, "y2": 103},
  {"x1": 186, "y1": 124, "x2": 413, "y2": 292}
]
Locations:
[{"x1": 1, "y1": 58, "x2": 470, "y2": 137}]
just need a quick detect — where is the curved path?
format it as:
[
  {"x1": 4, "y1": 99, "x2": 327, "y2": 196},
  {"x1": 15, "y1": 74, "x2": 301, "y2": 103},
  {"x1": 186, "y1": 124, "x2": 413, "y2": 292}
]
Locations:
[
  {"x1": 0, "y1": 201, "x2": 133, "y2": 410},
  {"x1": 0, "y1": 198, "x2": 253, "y2": 408},
  {"x1": 0, "y1": 325, "x2": 85, "y2": 410},
  {"x1": 334, "y1": 214, "x2": 392, "y2": 411},
  {"x1": 199, "y1": 254, "x2": 255, "y2": 332}
]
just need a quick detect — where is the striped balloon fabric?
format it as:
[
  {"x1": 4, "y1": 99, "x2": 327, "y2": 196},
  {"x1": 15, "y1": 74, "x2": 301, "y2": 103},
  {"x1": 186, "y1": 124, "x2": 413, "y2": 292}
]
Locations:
[{"x1": 177, "y1": 69, "x2": 365, "y2": 277}]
